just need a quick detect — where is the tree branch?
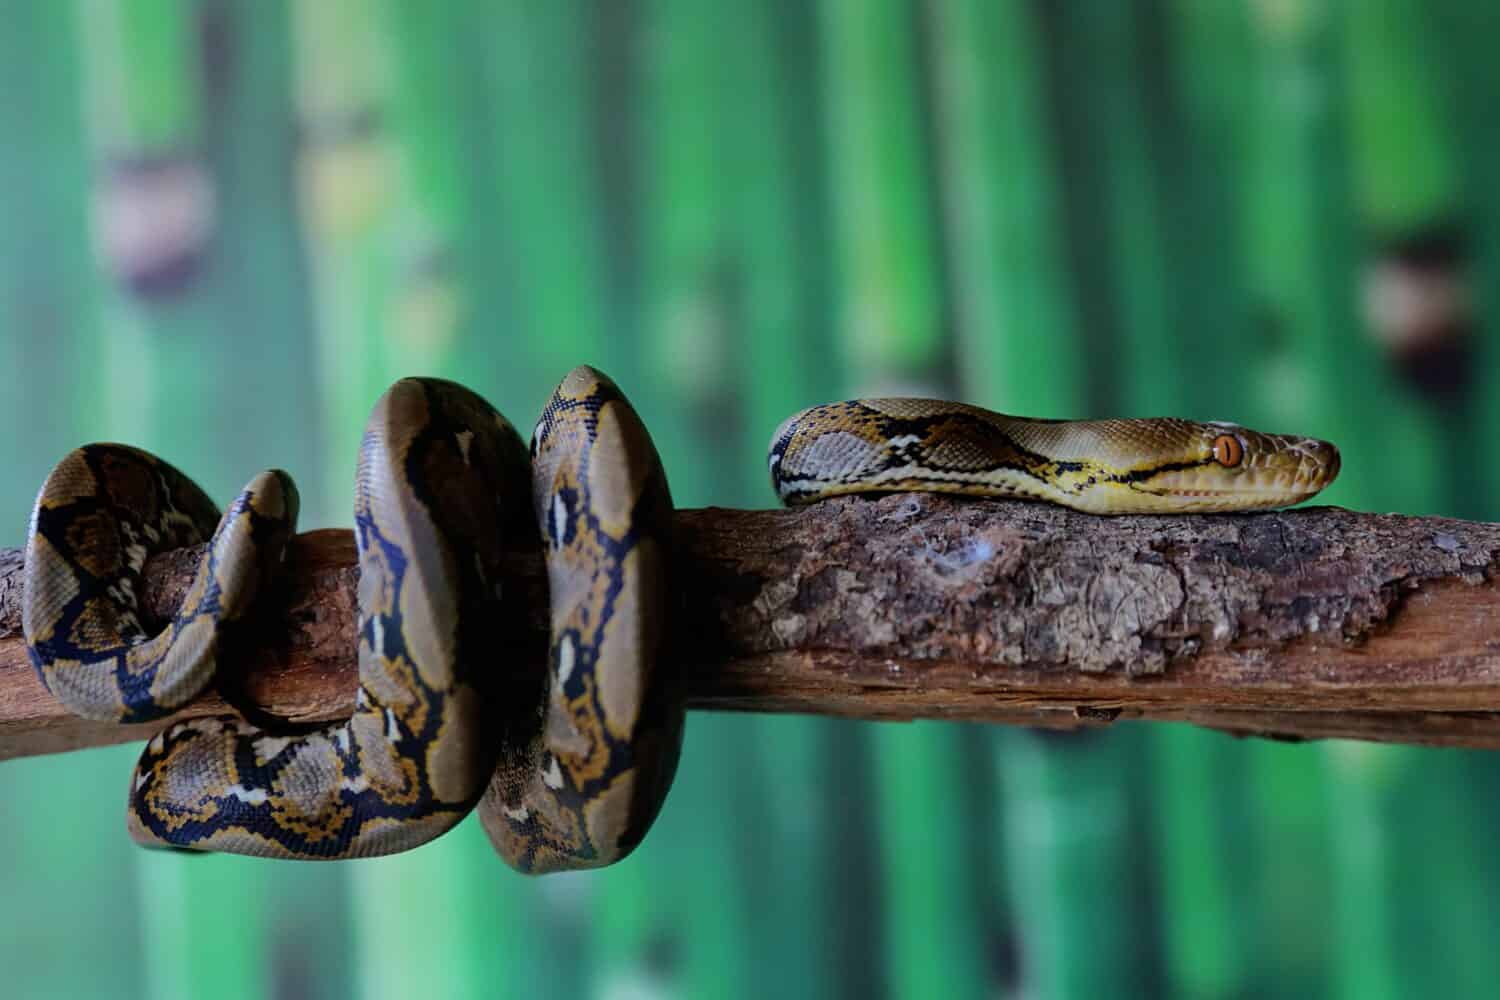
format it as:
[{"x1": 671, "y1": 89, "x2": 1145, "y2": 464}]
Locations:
[{"x1": 4, "y1": 493, "x2": 1500, "y2": 761}]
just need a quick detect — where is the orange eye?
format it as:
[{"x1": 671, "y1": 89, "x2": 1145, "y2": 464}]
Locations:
[{"x1": 1212, "y1": 434, "x2": 1243, "y2": 468}]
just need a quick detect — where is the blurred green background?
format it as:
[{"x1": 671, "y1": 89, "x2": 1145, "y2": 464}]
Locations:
[{"x1": 3, "y1": 0, "x2": 1499, "y2": 997}]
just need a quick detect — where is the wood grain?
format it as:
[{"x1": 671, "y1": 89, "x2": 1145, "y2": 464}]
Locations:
[{"x1": 4, "y1": 494, "x2": 1500, "y2": 760}]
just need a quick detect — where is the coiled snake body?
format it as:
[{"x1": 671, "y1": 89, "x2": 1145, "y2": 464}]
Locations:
[
  {"x1": 25, "y1": 367, "x2": 679, "y2": 868},
  {"x1": 23, "y1": 374, "x2": 1337, "y2": 867}
]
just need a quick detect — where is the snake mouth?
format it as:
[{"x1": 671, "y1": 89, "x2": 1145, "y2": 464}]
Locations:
[
  {"x1": 1147, "y1": 486, "x2": 1323, "y2": 500},
  {"x1": 1122, "y1": 475, "x2": 1337, "y2": 514}
]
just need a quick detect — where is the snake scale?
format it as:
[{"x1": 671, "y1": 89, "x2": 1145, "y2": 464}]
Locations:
[{"x1": 22, "y1": 369, "x2": 1338, "y2": 868}]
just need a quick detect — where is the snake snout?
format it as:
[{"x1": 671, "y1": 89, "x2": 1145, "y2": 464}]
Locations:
[
  {"x1": 1313, "y1": 439, "x2": 1340, "y2": 480},
  {"x1": 1289, "y1": 436, "x2": 1341, "y2": 490}
]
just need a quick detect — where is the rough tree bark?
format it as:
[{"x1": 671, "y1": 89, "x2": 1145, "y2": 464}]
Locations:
[{"x1": 4, "y1": 493, "x2": 1500, "y2": 761}]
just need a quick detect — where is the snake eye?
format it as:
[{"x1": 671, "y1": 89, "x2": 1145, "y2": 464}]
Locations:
[{"x1": 1212, "y1": 434, "x2": 1243, "y2": 468}]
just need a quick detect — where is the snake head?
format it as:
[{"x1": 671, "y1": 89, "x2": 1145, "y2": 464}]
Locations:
[{"x1": 1112, "y1": 420, "x2": 1342, "y2": 513}]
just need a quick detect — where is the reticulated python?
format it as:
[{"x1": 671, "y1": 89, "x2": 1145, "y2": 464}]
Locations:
[
  {"x1": 22, "y1": 371, "x2": 1338, "y2": 869},
  {"x1": 768, "y1": 399, "x2": 1339, "y2": 513}
]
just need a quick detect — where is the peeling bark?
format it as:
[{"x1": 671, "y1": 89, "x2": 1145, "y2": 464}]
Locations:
[{"x1": 4, "y1": 494, "x2": 1500, "y2": 761}]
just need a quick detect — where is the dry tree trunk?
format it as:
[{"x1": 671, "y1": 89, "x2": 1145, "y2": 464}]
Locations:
[{"x1": 4, "y1": 493, "x2": 1500, "y2": 761}]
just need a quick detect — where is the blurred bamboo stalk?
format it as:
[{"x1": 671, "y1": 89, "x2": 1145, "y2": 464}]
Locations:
[
  {"x1": 77, "y1": 1, "x2": 323, "y2": 997},
  {"x1": 293, "y1": 2, "x2": 562, "y2": 995},
  {"x1": 726, "y1": 0, "x2": 847, "y2": 994},
  {"x1": 0, "y1": 3, "x2": 137, "y2": 997},
  {"x1": 631, "y1": 1, "x2": 762, "y2": 993},
  {"x1": 999, "y1": 0, "x2": 1169, "y2": 991},
  {"x1": 931, "y1": 0, "x2": 1145, "y2": 991},
  {"x1": 1143, "y1": 1, "x2": 1262, "y2": 991},
  {"x1": 1330, "y1": 2, "x2": 1497, "y2": 996},
  {"x1": 817, "y1": 0, "x2": 992, "y2": 993}
]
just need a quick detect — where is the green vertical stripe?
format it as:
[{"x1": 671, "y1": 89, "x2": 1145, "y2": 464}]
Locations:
[
  {"x1": 1143, "y1": 4, "x2": 1261, "y2": 995},
  {"x1": 478, "y1": 2, "x2": 613, "y2": 386},
  {"x1": 79, "y1": 2, "x2": 339, "y2": 998},
  {"x1": 1342, "y1": 0, "x2": 1457, "y2": 231},
  {"x1": 0, "y1": 5, "x2": 142, "y2": 998},
  {"x1": 728, "y1": 2, "x2": 843, "y2": 997},
  {"x1": 955, "y1": 3, "x2": 1161, "y2": 994},
  {"x1": 631, "y1": 3, "x2": 753, "y2": 996},
  {"x1": 1332, "y1": 3, "x2": 1498, "y2": 996},
  {"x1": 872, "y1": 724, "x2": 988, "y2": 1000},
  {"x1": 1237, "y1": 8, "x2": 1351, "y2": 997},
  {"x1": 820, "y1": 2, "x2": 988, "y2": 997},
  {"x1": 1152, "y1": 730, "x2": 1247, "y2": 996},
  {"x1": 1001, "y1": 733, "x2": 1151, "y2": 998},
  {"x1": 292, "y1": 1, "x2": 562, "y2": 995},
  {"x1": 77, "y1": 0, "x2": 200, "y2": 149},
  {"x1": 1236, "y1": 6, "x2": 1489, "y2": 999},
  {"x1": 1160, "y1": 0, "x2": 1258, "y2": 421},
  {"x1": 929, "y1": 0, "x2": 1083, "y2": 416},
  {"x1": 1430, "y1": 3, "x2": 1500, "y2": 519},
  {"x1": 819, "y1": 0, "x2": 945, "y2": 386},
  {"x1": 1062, "y1": 2, "x2": 1176, "y2": 415}
]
